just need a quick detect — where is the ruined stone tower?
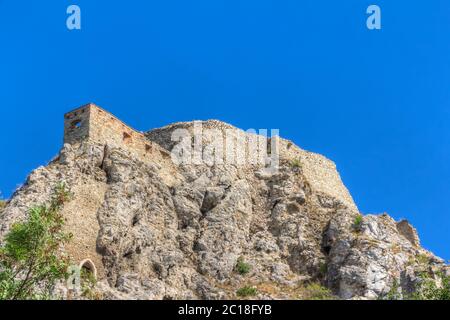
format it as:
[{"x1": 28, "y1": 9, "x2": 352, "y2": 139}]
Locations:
[{"x1": 64, "y1": 103, "x2": 170, "y2": 163}]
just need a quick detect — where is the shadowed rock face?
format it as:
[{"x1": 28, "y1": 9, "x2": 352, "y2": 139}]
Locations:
[
  {"x1": 0, "y1": 119, "x2": 447, "y2": 300},
  {"x1": 396, "y1": 220, "x2": 420, "y2": 248}
]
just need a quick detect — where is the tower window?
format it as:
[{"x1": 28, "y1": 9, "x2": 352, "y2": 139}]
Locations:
[
  {"x1": 70, "y1": 119, "x2": 82, "y2": 129},
  {"x1": 123, "y1": 132, "x2": 132, "y2": 143}
]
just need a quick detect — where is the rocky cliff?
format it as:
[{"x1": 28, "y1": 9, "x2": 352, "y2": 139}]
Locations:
[{"x1": 0, "y1": 115, "x2": 448, "y2": 300}]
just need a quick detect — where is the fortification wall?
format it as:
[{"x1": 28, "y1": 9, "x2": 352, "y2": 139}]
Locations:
[
  {"x1": 61, "y1": 180, "x2": 107, "y2": 280},
  {"x1": 279, "y1": 138, "x2": 358, "y2": 212},
  {"x1": 64, "y1": 103, "x2": 171, "y2": 165},
  {"x1": 299, "y1": 151, "x2": 358, "y2": 211},
  {"x1": 64, "y1": 105, "x2": 90, "y2": 144}
]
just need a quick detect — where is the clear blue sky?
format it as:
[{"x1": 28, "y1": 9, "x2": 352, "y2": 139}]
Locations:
[{"x1": 0, "y1": 1, "x2": 449, "y2": 260}]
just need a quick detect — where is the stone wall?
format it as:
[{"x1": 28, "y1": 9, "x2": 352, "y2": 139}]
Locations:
[
  {"x1": 278, "y1": 138, "x2": 358, "y2": 212},
  {"x1": 61, "y1": 180, "x2": 108, "y2": 280},
  {"x1": 64, "y1": 105, "x2": 91, "y2": 145},
  {"x1": 64, "y1": 103, "x2": 171, "y2": 164},
  {"x1": 298, "y1": 151, "x2": 358, "y2": 212}
]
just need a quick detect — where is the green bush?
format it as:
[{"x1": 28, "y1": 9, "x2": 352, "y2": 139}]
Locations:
[
  {"x1": 236, "y1": 286, "x2": 258, "y2": 297},
  {"x1": 410, "y1": 273, "x2": 450, "y2": 300},
  {"x1": 382, "y1": 279, "x2": 402, "y2": 300},
  {"x1": 0, "y1": 200, "x2": 6, "y2": 212},
  {"x1": 301, "y1": 283, "x2": 336, "y2": 300},
  {"x1": 0, "y1": 182, "x2": 72, "y2": 300},
  {"x1": 382, "y1": 273, "x2": 450, "y2": 300},
  {"x1": 416, "y1": 254, "x2": 430, "y2": 265},
  {"x1": 235, "y1": 258, "x2": 251, "y2": 275},
  {"x1": 353, "y1": 215, "x2": 363, "y2": 231},
  {"x1": 80, "y1": 268, "x2": 100, "y2": 299},
  {"x1": 290, "y1": 159, "x2": 301, "y2": 169}
]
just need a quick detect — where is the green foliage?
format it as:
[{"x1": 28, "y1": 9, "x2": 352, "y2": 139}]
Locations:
[
  {"x1": 416, "y1": 254, "x2": 430, "y2": 265},
  {"x1": 382, "y1": 279, "x2": 402, "y2": 300},
  {"x1": 236, "y1": 286, "x2": 258, "y2": 297},
  {"x1": 381, "y1": 273, "x2": 450, "y2": 300},
  {"x1": 301, "y1": 283, "x2": 336, "y2": 300},
  {"x1": 352, "y1": 215, "x2": 363, "y2": 231},
  {"x1": 235, "y1": 257, "x2": 251, "y2": 275},
  {"x1": 80, "y1": 268, "x2": 100, "y2": 300},
  {"x1": 0, "y1": 183, "x2": 72, "y2": 300},
  {"x1": 318, "y1": 262, "x2": 328, "y2": 277},
  {"x1": 410, "y1": 272, "x2": 450, "y2": 300},
  {"x1": 290, "y1": 159, "x2": 301, "y2": 169},
  {"x1": 51, "y1": 182, "x2": 72, "y2": 210}
]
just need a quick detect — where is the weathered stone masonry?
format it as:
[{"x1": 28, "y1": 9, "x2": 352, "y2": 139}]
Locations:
[
  {"x1": 61, "y1": 103, "x2": 359, "y2": 283},
  {"x1": 64, "y1": 103, "x2": 170, "y2": 163},
  {"x1": 62, "y1": 103, "x2": 175, "y2": 281}
]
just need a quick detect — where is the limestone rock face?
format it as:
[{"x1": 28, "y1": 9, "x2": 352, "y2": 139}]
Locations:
[
  {"x1": 0, "y1": 119, "x2": 447, "y2": 300},
  {"x1": 396, "y1": 220, "x2": 420, "y2": 248}
]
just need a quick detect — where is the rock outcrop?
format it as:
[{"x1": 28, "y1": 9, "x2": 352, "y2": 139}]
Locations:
[{"x1": 0, "y1": 107, "x2": 447, "y2": 300}]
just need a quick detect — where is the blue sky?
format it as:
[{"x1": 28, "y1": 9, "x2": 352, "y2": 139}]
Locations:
[{"x1": 0, "y1": 1, "x2": 449, "y2": 260}]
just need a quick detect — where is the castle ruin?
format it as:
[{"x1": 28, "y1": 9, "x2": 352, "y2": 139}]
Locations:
[
  {"x1": 64, "y1": 103, "x2": 171, "y2": 163},
  {"x1": 62, "y1": 103, "x2": 175, "y2": 283},
  {"x1": 60, "y1": 103, "x2": 358, "y2": 285}
]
